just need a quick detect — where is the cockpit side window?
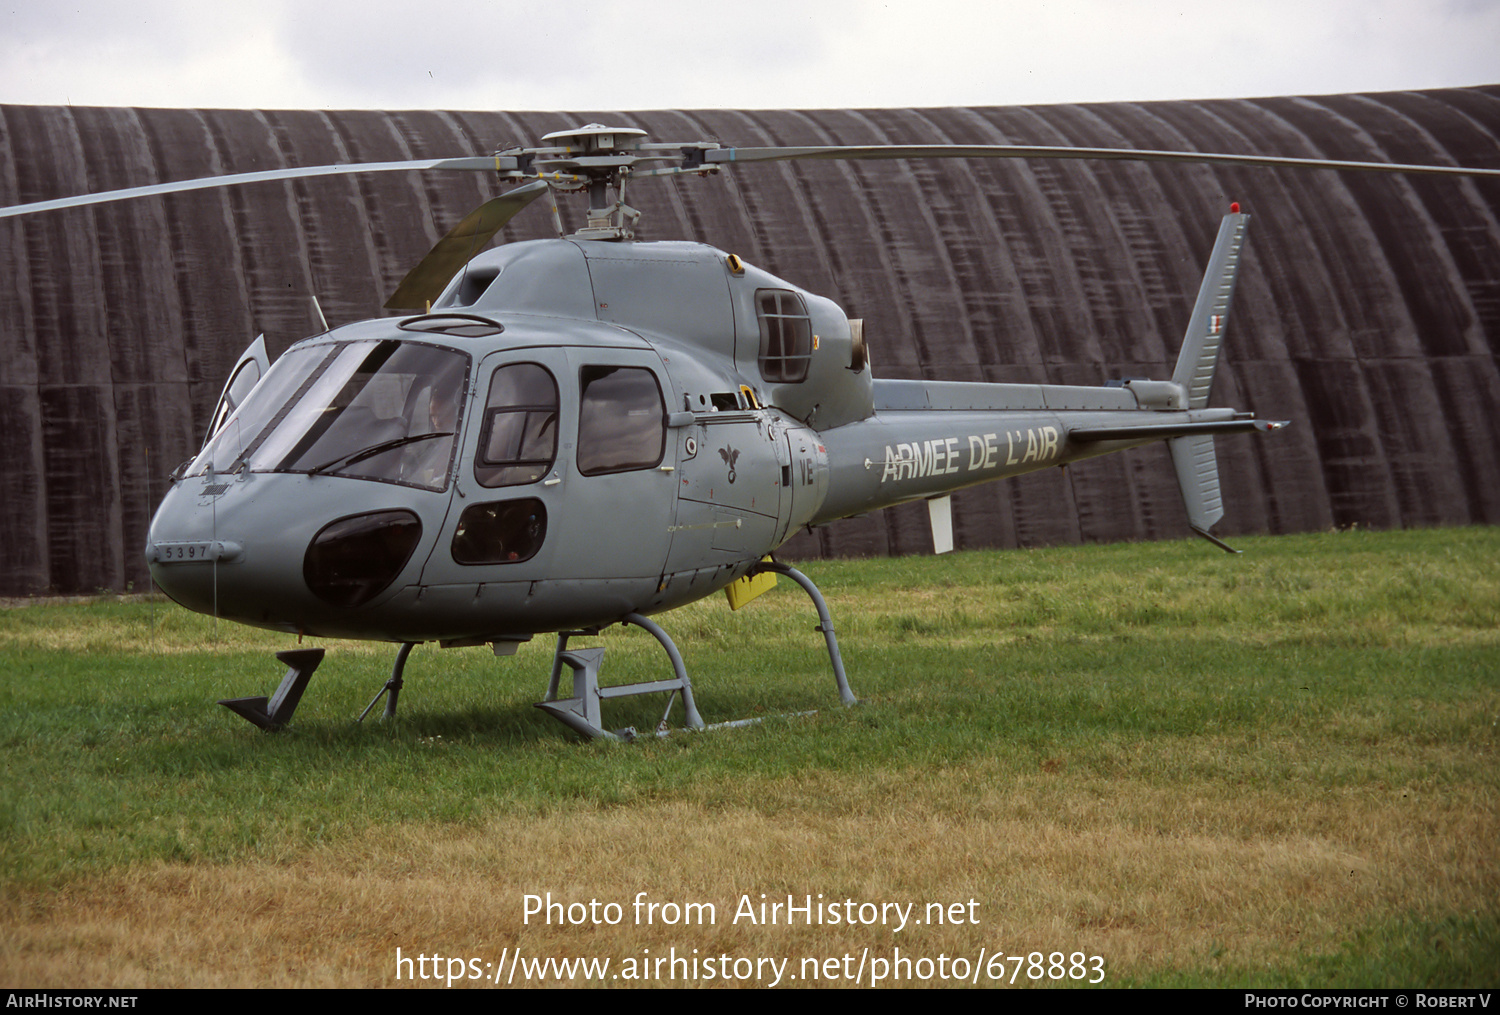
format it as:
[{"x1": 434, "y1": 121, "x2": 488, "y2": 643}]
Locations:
[
  {"x1": 475, "y1": 363, "x2": 559, "y2": 488},
  {"x1": 576, "y1": 365, "x2": 665, "y2": 476},
  {"x1": 756, "y1": 289, "x2": 812, "y2": 383}
]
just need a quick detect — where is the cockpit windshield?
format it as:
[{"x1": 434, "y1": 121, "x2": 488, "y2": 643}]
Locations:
[{"x1": 187, "y1": 339, "x2": 468, "y2": 491}]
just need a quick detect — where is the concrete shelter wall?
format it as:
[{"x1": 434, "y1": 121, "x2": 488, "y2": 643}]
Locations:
[{"x1": 1, "y1": 91, "x2": 1497, "y2": 594}]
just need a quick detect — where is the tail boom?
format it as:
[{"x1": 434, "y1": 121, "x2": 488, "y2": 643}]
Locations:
[{"x1": 808, "y1": 207, "x2": 1281, "y2": 551}]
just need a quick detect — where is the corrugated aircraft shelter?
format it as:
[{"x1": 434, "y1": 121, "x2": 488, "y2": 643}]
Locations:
[{"x1": 1, "y1": 90, "x2": 1498, "y2": 595}]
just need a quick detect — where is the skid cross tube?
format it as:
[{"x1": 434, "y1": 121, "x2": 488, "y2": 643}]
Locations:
[
  {"x1": 622, "y1": 613, "x2": 705, "y2": 731},
  {"x1": 750, "y1": 562, "x2": 858, "y2": 707}
]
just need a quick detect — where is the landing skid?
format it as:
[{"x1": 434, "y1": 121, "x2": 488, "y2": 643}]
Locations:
[
  {"x1": 533, "y1": 565, "x2": 858, "y2": 740},
  {"x1": 749, "y1": 561, "x2": 858, "y2": 707},
  {"x1": 221, "y1": 567, "x2": 856, "y2": 740}
]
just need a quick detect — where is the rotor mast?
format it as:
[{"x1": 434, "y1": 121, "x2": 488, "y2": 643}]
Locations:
[{"x1": 526, "y1": 124, "x2": 720, "y2": 240}]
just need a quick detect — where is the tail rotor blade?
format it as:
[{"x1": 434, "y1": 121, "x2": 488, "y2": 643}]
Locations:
[{"x1": 385, "y1": 179, "x2": 549, "y2": 310}]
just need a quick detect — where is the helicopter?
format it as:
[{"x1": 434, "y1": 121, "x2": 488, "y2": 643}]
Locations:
[{"x1": 5, "y1": 122, "x2": 1497, "y2": 740}]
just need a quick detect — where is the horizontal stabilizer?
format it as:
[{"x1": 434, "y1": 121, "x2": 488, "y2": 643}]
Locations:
[{"x1": 1071, "y1": 419, "x2": 1287, "y2": 442}]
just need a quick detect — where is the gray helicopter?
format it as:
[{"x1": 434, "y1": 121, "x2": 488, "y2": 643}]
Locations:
[{"x1": 6, "y1": 124, "x2": 1497, "y2": 740}]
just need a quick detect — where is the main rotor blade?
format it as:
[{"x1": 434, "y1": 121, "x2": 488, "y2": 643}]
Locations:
[
  {"x1": 703, "y1": 144, "x2": 1500, "y2": 179},
  {"x1": 0, "y1": 156, "x2": 510, "y2": 220},
  {"x1": 384, "y1": 180, "x2": 550, "y2": 310}
]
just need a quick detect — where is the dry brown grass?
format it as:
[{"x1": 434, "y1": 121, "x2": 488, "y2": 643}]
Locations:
[
  {"x1": 5, "y1": 755, "x2": 1493, "y2": 988},
  {"x1": 5, "y1": 532, "x2": 1494, "y2": 986}
]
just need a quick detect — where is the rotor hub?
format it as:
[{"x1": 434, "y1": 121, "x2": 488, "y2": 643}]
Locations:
[{"x1": 501, "y1": 125, "x2": 720, "y2": 241}]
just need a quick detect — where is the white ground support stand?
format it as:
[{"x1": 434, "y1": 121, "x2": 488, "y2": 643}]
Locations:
[
  {"x1": 534, "y1": 562, "x2": 859, "y2": 740},
  {"x1": 535, "y1": 613, "x2": 706, "y2": 740}
]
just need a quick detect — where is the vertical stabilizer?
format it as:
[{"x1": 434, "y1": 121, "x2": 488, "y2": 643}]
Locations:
[
  {"x1": 1169, "y1": 434, "x2": 1238, "y2": 547},
  {"x1": 1171, "y1": 209, "x2": 1250, "y2": 552},
  {"x1": 1173, "y1": 210, "x2": 1249, "y2": 408}
]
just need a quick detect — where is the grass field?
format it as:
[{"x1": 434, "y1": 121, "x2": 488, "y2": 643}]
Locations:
[{"x1": 1, "y1": 527, "x2": 1496, "y2": 988}]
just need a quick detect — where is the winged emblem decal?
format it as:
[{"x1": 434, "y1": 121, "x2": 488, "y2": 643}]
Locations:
[{"x1": 719, "y1": 445, "x2": 740, "y2": 483}]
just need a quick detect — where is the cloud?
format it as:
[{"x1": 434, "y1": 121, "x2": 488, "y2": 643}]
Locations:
[{"x1": 1, "y1": 0, "x2": 1495, "y2": 112}]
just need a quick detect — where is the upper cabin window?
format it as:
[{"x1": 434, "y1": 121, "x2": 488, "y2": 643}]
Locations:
[
  {"x1": 756, "y1": 289, "x2": 813, "y2": 383},
  {"x1": 476, "y1": 363, "x2": 559, "y2": 488},
  {"x1": 576, "y1": 366, "x2": 666, "y2": 476}
]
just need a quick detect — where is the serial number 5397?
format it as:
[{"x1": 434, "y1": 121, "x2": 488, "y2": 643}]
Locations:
[
  {"x1": 158, "y1": 542, "x2": 215, "y2": 561},
  {"x1": 150, "y1": 540, "x2": 240, "y2": 563}
]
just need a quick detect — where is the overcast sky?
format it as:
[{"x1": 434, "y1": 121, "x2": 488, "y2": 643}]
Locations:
[{"x1": 2, "y1": 0, "x2": 1497, "y2": 113}]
